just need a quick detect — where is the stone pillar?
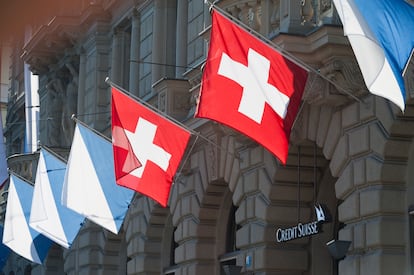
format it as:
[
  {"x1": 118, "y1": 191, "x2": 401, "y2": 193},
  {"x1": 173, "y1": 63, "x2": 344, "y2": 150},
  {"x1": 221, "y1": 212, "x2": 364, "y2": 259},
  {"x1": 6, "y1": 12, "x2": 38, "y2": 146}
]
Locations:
[
  {"x1": 165, "y1": 0, "x2": 177, "y2": 78},
  {"x1": 83, "y1": 23, "x2": 111, "y2": 131},
  {"x1": 77, "y1": 49, "x2": 86, "y2": 118},
  {"x1": 129, "y1": 9, "x2": 140, "y2": 96},
  {"x1": 111, "y1": 28, "x2": 123, "y2": 86},
  {"x1": 260, "y1": 0, "x2": 271, "y2": 34},
  {"x1": 176, "y1": 0, "x2": 188, "y2": 78},
  {"x1": 279, "y1": 0, "x2": 314, "y2": 34},
  {"x1": 152, "y1": 0, "x2": 166, "y2": 84}
]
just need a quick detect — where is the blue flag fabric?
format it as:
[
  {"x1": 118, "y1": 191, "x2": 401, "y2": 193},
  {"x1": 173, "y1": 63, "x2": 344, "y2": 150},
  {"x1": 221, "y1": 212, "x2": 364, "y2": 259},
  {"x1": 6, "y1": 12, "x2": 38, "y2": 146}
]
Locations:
[
  {"x1": 354, "y1": 0, "x2": 414, "y2": 102},
  {"x1": 62, "y1": 123, "x2": 135, "y2": 234},
  {"x1": 333, "y1": 0, "x2": 414, "y2": 111},
  {"x1": 3, "y1": 175, "x2": 53, "y2": 264},
  {"x1": 29, "y1": 148, "x2": 85, "y2": 249},
  {"x1": 0, "y1": 225, "x2": 10, "y2": 270}
]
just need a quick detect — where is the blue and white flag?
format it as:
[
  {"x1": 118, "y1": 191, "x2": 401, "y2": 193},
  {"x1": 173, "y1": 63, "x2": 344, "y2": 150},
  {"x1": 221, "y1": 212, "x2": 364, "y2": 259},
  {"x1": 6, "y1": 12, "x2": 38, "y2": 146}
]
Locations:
[
  {"x1": 3, "y1": 175, "x2": 52, "y2": 264},
  {"x1": 333, "y1": 0, "x2": 414, "y2": 111},
  {"x1": 62, "y1": 122, "x2": 135, "y2": 234},
  {"x1": 29, "y1": 148, "x2": 85, "y2": 249}
]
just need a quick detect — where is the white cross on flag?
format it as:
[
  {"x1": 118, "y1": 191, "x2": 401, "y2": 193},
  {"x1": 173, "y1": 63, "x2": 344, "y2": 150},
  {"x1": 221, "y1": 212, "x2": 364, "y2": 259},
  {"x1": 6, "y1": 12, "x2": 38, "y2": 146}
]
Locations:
[
  {"x1": 112, "y1": 87, "x2": 191, "y2": 207},
  {"x1": 196, "y1": 11, "x2": 308, "y2": 164}
]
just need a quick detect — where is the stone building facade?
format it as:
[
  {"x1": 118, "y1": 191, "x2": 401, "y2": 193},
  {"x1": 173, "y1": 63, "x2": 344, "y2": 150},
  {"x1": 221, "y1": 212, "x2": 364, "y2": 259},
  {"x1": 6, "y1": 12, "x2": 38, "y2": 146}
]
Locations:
[{"x1": 2, "y1": 0, "x2": 414, "y2": 274}]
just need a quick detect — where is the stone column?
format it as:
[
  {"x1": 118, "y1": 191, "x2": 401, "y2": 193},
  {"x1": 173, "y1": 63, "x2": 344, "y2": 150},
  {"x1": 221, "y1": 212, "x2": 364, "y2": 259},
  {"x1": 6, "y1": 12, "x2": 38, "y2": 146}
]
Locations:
[
  {"x1": 129, "y1": 9, "x2": 140, "y2": 96},
  {"x1": 77, "y1": 49, "x2": 86, "y2": 116},
  {"x1": 152, "y1": 0, "x2": 166, "y2": 84},
  {"x1": 83, "y1": 23, "x2": 111, "y2": 130},
  {"x1": 280, "y1": 0, "x2": 314, "y2": 34},
  {"x1": 175, "y1": 0, "x2": 188, "y2": 78},
  {"x1": 111, "y1": 28, "x2": 123, "y2": 85}
]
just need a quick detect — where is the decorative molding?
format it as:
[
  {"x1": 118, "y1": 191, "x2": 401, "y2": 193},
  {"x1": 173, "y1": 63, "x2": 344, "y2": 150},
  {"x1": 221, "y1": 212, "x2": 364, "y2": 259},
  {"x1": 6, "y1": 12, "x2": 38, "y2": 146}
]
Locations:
[
  {"x1": 7, "y1": 153, "x2": 39, "y2": 183},
  {"x1": 303, "y1": 58, "x2": 367, "y2": 106},
  {"x1": 153, "y1": 78, "x2": 191, "y2": 120},
  {"x1": 22, "y1": 4, "x2": 110, "y2": 74}
]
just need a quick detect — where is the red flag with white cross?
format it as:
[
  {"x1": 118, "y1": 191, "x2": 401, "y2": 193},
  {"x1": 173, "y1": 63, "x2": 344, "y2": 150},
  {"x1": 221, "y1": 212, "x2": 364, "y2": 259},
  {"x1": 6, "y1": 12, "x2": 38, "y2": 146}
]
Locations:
[
  {"x1": 111, "y1": 87, "x2": 191, "y2": 207},
  {"x1": 195, "y1": 10, "x2": 308, "y2": 164}
]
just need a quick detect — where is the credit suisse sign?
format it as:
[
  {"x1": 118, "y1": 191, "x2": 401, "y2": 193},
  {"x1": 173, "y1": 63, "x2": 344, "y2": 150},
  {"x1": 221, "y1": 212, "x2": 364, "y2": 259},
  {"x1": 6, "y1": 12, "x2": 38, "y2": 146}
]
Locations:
[{"x1": 275, "y1": 205, "x2": 327, "y2": 243}]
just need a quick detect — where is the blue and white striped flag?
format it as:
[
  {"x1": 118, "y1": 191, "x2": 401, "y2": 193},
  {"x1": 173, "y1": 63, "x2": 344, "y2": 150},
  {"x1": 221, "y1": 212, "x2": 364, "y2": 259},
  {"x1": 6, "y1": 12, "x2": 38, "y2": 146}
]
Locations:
[
  {"x1": 333, "y1": 0, "x2": 414, "y2": 111},
  {"x1": 3, "y1": 175, "x2": 52, "y2": 264},
  {"x1": 29, "y1": 148, "x2": 85, "y2": 249},
  {"x1": 62, "y1": 122, "x2": 135, "y2": 234}
]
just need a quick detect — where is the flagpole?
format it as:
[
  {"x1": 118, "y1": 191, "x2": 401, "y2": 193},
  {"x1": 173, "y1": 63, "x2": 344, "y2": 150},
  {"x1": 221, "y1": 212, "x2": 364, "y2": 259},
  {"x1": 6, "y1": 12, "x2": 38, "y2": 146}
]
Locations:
[
  {"x1": 205, "y1": 1, "x2": 361, "y2": 103},
  {"x1": 70, "y1": 114, "x2": 112, "y2": 143},
  {"x1": 106, "y1": 78, "x2": 241, "y2": 160},
  {"x1": 40, "y1": 145, "x2": 69, "y2": 163},
  {"x1": 8, "y1": 169, "x2": 34, "y2": 186},
  {"x1": 106, "y1": 78, "x2": 193, "y2": 134},
  {"x1": 403, "y1": 48, "x2": 413, "y2": 77},
  {"x1": 173, "y1": 134, "x2": 199, "y2": 185}
]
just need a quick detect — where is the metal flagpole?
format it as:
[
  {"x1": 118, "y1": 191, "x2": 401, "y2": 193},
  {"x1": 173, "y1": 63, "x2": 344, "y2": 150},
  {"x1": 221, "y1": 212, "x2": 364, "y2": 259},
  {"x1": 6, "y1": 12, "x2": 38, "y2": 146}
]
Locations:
[
  {"x1": 106, "y1": 77, "x2": 241, "y2": 160},
  {"x1": 71, "y1": 114, "x2": 112, "y2": 143},
  {"x1": 40, "y1": 145, "x2": 69, "y2": 164},
  {"x1": 204, "y1": 0, "x2": 362, "y2": 103}
]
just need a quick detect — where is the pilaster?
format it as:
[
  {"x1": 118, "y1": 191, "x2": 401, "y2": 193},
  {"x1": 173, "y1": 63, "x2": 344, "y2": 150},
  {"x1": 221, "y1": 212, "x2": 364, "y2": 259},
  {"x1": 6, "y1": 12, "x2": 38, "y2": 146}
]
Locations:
[
  {"x1": 83, "y1": 22, "x2": 111, "y2": 132},
  {"x1": 176, "y1": 0, "x2": 188, "y2": 78},
  {"x1": 129, "y1": 9, "x2": 140, "y2": 96}
]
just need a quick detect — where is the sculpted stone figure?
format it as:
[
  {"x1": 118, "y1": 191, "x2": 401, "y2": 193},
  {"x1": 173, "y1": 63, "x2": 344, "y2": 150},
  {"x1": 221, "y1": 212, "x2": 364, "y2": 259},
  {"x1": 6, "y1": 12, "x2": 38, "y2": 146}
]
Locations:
[
  {"x1": 46, "y1": 79, "x2": 63, "y2": 147},
  {"x1": 61, "y1": 62, "x2": 79, "y2": 147}
]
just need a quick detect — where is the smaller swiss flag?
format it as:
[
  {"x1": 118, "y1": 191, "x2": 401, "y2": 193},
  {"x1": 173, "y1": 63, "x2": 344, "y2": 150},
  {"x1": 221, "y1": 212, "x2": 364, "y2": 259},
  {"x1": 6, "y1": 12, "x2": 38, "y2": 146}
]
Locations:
[
  {"x1": 196, "y1": 10, "x2": 308, "y2": 164},
  {"x1": 112, "y1": 87, "x2": 191, "y2": 207}
]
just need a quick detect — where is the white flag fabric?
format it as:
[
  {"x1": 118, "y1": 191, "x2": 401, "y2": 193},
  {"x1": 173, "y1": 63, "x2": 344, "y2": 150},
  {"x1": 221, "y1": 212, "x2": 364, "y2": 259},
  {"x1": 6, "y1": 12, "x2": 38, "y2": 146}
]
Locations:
[
  {"x1": 3, "y1": 175, "x2": 52, "y2": 264},
  {"x1": 30, "y1": 148, "x2": 85, "y2": 249},
  {"x1": 62, "y1": 123, "x2": 135, "y2": 234}
]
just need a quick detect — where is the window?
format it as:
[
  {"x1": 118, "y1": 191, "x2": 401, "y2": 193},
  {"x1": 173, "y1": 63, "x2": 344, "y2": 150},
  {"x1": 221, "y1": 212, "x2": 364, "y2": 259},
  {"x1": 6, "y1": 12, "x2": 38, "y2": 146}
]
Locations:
[{"x1": 219, "y1": 204, "x2": 241, "y2": 274}]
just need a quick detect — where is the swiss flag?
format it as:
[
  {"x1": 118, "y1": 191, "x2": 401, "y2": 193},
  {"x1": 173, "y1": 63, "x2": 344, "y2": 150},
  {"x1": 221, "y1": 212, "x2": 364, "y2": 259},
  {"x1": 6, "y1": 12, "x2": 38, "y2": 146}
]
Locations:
[
  {"x1": 111, "y1": 87, "x2": 191, "y2": 207},
  {"x1": 196, "y1": 11, "x2": 308, "y2": 164}
]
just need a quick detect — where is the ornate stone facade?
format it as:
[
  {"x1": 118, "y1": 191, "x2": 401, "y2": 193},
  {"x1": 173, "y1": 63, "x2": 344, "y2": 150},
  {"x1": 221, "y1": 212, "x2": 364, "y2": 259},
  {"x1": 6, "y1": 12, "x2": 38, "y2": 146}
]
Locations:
[{"x1": 2, "y1": 0, "x2": 414, "y2": 274}]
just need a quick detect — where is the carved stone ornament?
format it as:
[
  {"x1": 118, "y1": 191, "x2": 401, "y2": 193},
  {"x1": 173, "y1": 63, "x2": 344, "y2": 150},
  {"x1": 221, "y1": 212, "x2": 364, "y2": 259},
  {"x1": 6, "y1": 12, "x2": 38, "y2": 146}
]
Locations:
[{"x1": 303, "y1": 58, "x2": 367, "y2": 106}]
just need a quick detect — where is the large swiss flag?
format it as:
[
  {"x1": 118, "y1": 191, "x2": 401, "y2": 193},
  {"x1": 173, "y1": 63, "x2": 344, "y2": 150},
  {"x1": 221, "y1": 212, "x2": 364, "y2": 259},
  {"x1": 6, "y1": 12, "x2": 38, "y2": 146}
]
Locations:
[
  {"x1": 196, "y1": 11, "x2": 308, "y2": 164},
  {"x1": 112, "y1": 87, "x2": 191, "y2": 207}
]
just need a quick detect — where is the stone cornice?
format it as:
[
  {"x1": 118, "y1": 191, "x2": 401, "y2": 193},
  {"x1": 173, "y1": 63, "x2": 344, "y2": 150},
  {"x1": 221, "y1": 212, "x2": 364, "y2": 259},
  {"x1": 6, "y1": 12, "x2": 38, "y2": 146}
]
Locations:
[{"x1": 21, "y1": 3, "x2": 111, "y2": 74}]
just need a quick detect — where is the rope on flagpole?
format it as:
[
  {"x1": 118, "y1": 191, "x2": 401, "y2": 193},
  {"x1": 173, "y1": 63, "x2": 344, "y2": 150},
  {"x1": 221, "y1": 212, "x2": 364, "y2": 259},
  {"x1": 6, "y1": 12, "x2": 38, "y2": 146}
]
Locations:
[
  {"x1": 106, "y1": 77, "x2": 241, "y2": 160},
  {"x1": 204, "y1": 1, "x2": 362, "y2": 103}
]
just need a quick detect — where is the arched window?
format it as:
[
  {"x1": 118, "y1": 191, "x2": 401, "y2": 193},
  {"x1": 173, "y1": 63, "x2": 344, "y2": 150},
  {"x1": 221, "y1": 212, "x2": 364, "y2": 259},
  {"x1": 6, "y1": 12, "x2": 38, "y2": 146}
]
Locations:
[
  {"x1": 219, "y1": 203, "x2": 241, "y2": 274},
  {"x1": 225, "y1": 204, "x2": 239, "y2": 254}
]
